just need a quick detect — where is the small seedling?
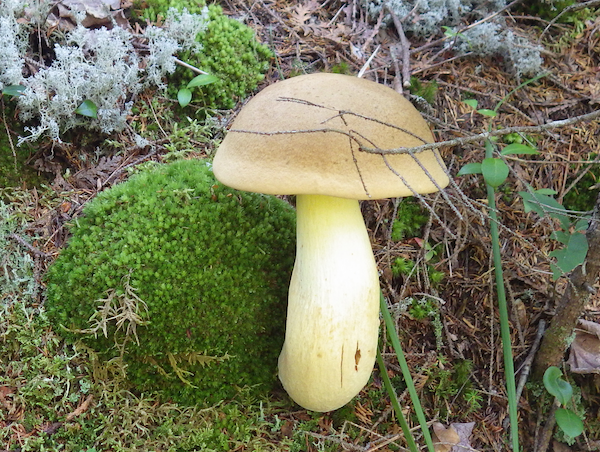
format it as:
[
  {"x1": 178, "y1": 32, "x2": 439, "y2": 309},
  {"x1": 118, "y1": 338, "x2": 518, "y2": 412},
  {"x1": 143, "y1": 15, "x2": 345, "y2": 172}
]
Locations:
[
  {"x1": 2, "y1": 85, "x2": 25, "y2": 97},
  {"x1": 543, "y1": 366, "x2": 584, "y2": 440},
  {"x1": 75, "y1": 99, "x2": 99, "y2": 118},
  {"x1": 178, "y1": 73, "x2": 219, "y2": 107}
]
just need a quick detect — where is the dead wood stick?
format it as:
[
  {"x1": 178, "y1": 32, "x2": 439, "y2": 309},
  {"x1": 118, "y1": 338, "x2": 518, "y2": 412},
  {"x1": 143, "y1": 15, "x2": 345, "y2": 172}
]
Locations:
[
  {"x1": 536, "y1": 399, "x2": 559, "y2": 452},
  {"x1": 8, "y1": 233, "x2": 50, "y2": 259},
  {"x1": 231, "y1": 107, "x2": 600, "y2": 156},
  {"x1": 386, "y1": 6, "x2": 411, "y2": 89}
]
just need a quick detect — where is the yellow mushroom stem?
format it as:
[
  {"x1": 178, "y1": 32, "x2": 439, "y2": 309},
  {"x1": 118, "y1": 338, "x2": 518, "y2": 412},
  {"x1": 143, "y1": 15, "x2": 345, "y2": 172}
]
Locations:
[{"x1": 278, "y1": 194, "x2": 380, "y2": 412}]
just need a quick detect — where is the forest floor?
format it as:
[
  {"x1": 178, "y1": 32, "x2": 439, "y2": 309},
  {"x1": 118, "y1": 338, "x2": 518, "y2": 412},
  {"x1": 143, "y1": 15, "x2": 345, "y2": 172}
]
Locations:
[{"x1": 2, "y1": 0, "x2": 600, "y2": 451}]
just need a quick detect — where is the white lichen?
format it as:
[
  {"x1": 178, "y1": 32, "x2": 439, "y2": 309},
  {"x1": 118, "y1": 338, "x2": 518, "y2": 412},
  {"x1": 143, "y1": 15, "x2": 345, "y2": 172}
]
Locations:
[
  {"x1": 0, "y1": 2, "x2": 26, "y2": 90},
  {"x1": 365, "y1": 0, "x2": 543, "y2": 78},
  {"x1": 18, "y1": 25, "x2": 140, "y2": 143},
  {"x1": 143, "y1": 8, "x2": 208, "y2": 89},
  {"x1": 0, "y1": 4, "x2": 208, "y2": 143}
]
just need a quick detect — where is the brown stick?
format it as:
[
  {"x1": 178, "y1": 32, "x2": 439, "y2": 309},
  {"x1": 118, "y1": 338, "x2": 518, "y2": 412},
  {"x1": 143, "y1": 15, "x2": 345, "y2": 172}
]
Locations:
[
  {"x1": 532, "y1": 192, "x2": 600, "y2": 379},
  {"x1": 386, "y1": 7, "x2": 411, "y2": 89}
]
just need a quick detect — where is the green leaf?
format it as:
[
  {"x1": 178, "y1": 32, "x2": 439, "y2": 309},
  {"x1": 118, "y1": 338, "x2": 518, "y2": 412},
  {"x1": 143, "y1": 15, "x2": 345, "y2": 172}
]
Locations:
[
  {"x1": 551, "y1": 230, "x2": 571, "y2": 245},
  {"x1": 463, "y1": 99, "x2": 478, "y2": 109},
  {"x1": 555, "y1": 408, "x2": 584, "y2": 438},
  {"x1": 501, "y1": 143, "x2": 539, "y2": 155},
  {"x1": 484, "y1": 139, "x2": 496, "y2": 154},
  {"x1": 2, "y1": 85, "x2": 25, "y2": 97},
  {"x1": 574, "y1": 217, "x2": 590, "y2": 232},
  {"x1": 543, "y1": 366, "x2": 573, "y2": 406},
  {"x1": 75, "y1": 99, "x2": 98, "y2": 118},
  {"x1": 549, "y1": 232, "x2": 588, "y2": 280},
  {"x1": 187, "y1": 73, "x2": 219, "y2": 88},
  {"x1": 477, "y1": 109, "x2": 497, "y2": 117},
  {"x1": 481, "y1": 158, "x2": 509, "y2": 188},
  {"x1": 534, "y1": 188, "x2": 557, "y2": 195},
  {"x1": 178, "y1": 88, "x2": 192, "y2": 107},
  {"x1": 457, "y1": 162, "x2": 482, "y2": 176},
  {"x1": 519, "y1": 190, "x2": 568, "y2": 228}
]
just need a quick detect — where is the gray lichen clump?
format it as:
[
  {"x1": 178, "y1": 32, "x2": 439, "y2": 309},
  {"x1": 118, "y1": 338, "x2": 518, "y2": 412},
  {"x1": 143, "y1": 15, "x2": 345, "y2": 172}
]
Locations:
[
  {"x1": 366, "y1": 0, "x2": 543, "y2": 77},
  {"x1": 0, "y1": 2, "x2": 208, "y2": 143},
  {"x1": 44, "y1": 159, "x2": 296, "y2": 405}
]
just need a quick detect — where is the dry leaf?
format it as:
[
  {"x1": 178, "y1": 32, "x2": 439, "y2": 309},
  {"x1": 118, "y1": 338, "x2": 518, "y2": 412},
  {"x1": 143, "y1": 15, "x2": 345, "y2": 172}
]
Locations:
[
  {"x1": 46, "y1": 0, "x2": 131, "y2": 32},
  {"x1": 567, "y1": 319, "x2": 600, "y2": 374},
  {"x1": 432, "y1": 422, "x2": 460, "y2": 452},
  {"x1": 289, "y1": 0, "x2": 320, "y2": 27},
  {"x1": 71, "y1": 155, "x2": 123, "y2": 189},
  {"x1": 450, "y1": 422, "x2": 476, "y2": 452}
]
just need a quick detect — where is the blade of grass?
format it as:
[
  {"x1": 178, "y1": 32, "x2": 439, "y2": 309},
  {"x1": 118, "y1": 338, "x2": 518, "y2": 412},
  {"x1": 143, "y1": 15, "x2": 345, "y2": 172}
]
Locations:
[
  {"x1": 380, "y1": 292, "x2": 435, "y2": 452},
  {"x1": 376, "y1": 348, "x2": 419, "y2": 452},
  {"x1": 485, "y1": 140, "x2": 519, "y2": 451}
]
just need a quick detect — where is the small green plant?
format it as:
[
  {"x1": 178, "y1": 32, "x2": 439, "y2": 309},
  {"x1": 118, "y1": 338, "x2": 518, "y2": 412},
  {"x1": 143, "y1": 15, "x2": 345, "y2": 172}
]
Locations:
[
  {"x1": 391, "y1": 198, "x2": 429, "y2": 241},
  {"x1": 391, "y1": 244, "x2": 445, "y2": 288},
  {"x1": 409, "y1": 76, "x2": 438, "y2": 105},
  {"x1": 177, "y1": 72, "x2": 219, "y2": 107},
  {"x1": 519, "y1": 188, "x2": 589, "y2": 279},
  {"x1": 391, "y1": 256, "x2": 415, "y2": 277},
  {"x1": 543, "y1": 366, "x2": 584, "y2": 442},
  {"x1": 330, "y1": 61, "x2": 351, "y2": 74},
  {"x1": 455, "y1": 75, "x2": 551, "y2": 451}
]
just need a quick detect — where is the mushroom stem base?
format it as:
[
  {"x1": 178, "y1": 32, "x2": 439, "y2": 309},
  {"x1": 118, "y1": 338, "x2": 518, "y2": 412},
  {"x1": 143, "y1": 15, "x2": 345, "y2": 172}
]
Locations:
[{"x1": 278, "y1": 194, "x2": 380, "y2": 412}]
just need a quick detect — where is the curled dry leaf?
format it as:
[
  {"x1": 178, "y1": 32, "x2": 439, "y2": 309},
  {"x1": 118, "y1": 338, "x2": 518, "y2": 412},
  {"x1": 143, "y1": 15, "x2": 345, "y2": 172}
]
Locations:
[
  {"x1": 567, "y1": 319, "x2": 600, "y2": 374},
  {"x1": 432, "y1": 422, "x2": 477, "y2": 452},
  {"x1": 432, "y1": 422, "x2": 460, "y2": 452}
]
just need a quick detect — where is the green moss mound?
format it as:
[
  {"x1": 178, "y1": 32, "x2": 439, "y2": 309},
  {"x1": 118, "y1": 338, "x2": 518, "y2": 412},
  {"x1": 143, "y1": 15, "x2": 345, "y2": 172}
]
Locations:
[
  {"x1": 135, "y1": 1, "x2": 272, "y2": 110},
  {"x1": 45, "y1": 159, "x2": 295, "y2": 405},
  {"x1": 189, "y1": 4, "x2": 272, "y2": 110}
]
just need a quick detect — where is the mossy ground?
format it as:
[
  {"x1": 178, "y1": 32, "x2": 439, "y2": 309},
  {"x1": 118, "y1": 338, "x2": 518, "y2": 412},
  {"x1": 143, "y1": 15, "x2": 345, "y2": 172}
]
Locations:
[{"x1": 0, "y1": 119, "x2": 48, "y2": 190}]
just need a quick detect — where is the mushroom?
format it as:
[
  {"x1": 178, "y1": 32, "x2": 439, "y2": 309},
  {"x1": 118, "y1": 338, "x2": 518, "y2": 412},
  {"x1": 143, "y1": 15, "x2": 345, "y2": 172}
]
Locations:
[{"x1": 212, "y1": 73, "x2": 449, "y2": 412}]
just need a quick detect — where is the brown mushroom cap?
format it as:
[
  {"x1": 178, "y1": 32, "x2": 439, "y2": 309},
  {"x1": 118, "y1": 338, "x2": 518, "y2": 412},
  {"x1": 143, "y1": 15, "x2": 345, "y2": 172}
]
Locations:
[{"x1": 213, "y1": 73, "x2": 449, "y2": 200}]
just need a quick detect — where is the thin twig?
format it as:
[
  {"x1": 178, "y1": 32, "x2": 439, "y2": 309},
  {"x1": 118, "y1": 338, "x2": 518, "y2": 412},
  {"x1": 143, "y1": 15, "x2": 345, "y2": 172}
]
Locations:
[
  {"x1": 516, "y1": 319, "x2": 546, "y2": 403},
  {"x1": 360, "y1": 109, "x2": 600, "y2": 155},
  {"x1": 387, "y1": 6, "x2": 411, "y2": 89},
  {"x1": 536, "y1": 399, "x2": 559, "y2": 452},
  {"x1": 8, "y1": 233, "x2": 50, "y2": 259},
  {"x1": 229, "y1": 97, "x2": 600, "y2": 156},
  {"x1": 173, "y1": 58, "x2": 209, "y2": 75}
]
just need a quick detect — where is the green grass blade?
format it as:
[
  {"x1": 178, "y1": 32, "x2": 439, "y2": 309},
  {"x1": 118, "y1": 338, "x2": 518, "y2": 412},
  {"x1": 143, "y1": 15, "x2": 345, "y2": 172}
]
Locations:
[
  {"x1": 485, "y1": 141, "x2": 520, "y2": 451},
  {"x1": 376, "y1": 348, "x2": 419, "y2": 452},
  {"x1": 380, "y1": 292, "x2": 435, "y2": 452}
]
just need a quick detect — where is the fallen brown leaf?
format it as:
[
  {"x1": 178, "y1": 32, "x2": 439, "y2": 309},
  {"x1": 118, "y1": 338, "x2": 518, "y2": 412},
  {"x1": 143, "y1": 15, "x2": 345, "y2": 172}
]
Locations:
[
  {"x1": 567, "y1": 319, "x2": 600, "y2": 374},
  {"x1": 432, "y1": 422, "x2": 460, "y2": 452}
]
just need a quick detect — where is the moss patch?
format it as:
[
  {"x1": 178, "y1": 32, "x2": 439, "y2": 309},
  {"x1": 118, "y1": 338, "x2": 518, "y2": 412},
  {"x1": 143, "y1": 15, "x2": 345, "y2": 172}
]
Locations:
[{"x1": 45, "y1": 159, "x2": 296, "y2": 406}]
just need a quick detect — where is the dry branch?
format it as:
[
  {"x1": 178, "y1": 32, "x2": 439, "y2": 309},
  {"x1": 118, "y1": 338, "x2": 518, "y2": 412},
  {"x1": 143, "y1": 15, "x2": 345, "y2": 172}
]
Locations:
[{"x1": 230, "y1": 97, "x2": 600, "y2": 156}]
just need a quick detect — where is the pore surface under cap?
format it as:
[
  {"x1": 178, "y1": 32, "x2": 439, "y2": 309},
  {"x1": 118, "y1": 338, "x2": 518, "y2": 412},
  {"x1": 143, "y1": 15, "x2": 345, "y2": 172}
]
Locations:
[{"x1": 213, "y1": 73, "x2": 449, "y2": 200}]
